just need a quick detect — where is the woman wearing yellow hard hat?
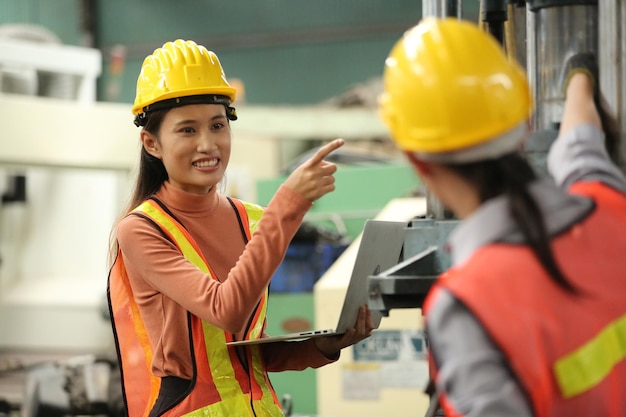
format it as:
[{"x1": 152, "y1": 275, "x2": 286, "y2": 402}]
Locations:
[
  {"x1": 107, "y1": 39, "x2": 373, "y2": 417},
  {"x1": 380, "y1": 18, "x2": 626, "y2": 417}
]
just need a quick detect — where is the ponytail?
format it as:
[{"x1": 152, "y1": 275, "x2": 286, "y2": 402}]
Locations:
[
  {"x1": 449, "y1": 153, "x2": 576, "y2": 293},
  {"x1": 108, "y1": 109, "x2": 169, "y2": 266}
]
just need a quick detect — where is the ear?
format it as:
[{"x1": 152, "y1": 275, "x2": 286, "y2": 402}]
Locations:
[
  {"x1": 404, "y1": 151, "x2": 432, "y2": 177},
  {"x1": 141, "y1": 130, "x2": 161, "y2": 159}
]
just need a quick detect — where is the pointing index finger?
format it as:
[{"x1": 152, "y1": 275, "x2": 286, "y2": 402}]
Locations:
[{"x1": 307, "y1": 138, "x2": 345, "y2": 166}]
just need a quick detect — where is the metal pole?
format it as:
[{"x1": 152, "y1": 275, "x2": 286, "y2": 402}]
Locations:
[
  {"x1": 444, "y1": 0, "x2": 462, "y2": 18},
  {"x1": 422, "y1": 0, "x2": 445, "y2": 18},
  {"x1": 480, "y1": 0, "x2": 508, "y2": 46},
  {"x1": 420, "y1": 0, "x2": 459, "y2": 220},
  {"x1": 599, "y1": 0, "x2": 626, "y2": 164},
  {"x1": 529, "y1": 4, "x2": 598, "y2": 131},
  {"x1": 507, "y1": 2, "x2": 527, "y2": 70}
]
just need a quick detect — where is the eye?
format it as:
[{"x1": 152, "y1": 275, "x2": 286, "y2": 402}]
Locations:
[
  {"x1": 211, "y1": 122, "x2": 225, "y2": 130},
  {"x1": 178, "y1": 126, "x2": 196, "y2": 134}
]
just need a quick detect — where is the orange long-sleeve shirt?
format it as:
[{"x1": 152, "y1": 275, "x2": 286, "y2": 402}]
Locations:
[{"x1": 116, "y1": 181, "x2": 336, "y2": 379}]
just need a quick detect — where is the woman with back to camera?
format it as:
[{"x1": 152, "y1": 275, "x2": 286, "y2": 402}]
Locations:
[
  {"x1": 379, "y1": 18, "x2": 626, "y2": 417},
  {"x1": 107, "y1": 39, "x2": 374, "y2": 417}
]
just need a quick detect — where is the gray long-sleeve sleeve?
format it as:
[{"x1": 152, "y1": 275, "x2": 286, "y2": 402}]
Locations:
[{"x1": 548, "y1": 123, "x2": 626, "y2": 193}]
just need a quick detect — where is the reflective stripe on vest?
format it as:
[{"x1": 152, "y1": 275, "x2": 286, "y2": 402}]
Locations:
[
  {"x1": 552, "y1": 181, "x2": 626, "y2": 400},
  {"x1": 554, "y1": 313, "x2": 626, "y2": 398},
  {"x1": 109, "y1": 197, "x2": 283, "y2": 417}
]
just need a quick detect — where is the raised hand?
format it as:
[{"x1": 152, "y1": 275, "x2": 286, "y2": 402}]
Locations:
[{"x1": 283, "y1": 138, "x2": 345, "y2": 202}]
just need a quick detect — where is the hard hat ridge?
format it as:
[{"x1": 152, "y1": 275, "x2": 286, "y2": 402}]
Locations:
[
  {"x1": 379, "y1": 18, "x2": 533, "y2": 160},
  {"x1": 132, "y1": 39, "x2": 238, "y2": 125}
]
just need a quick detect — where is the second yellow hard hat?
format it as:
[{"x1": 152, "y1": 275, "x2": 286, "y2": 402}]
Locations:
[{"x1": 379, "y1": 18, "x2": 532, "y2": 156}]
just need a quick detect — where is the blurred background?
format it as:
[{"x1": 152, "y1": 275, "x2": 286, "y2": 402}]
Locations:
[
  {"x1": 3, "y1": 1, "x2": 625, "y2": 417},
  {"x1": 0, "y1": 1, "x2": 484, "y2": 417}
]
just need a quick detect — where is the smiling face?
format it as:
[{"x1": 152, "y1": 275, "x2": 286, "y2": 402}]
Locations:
[{"x1": 141, "y1": 103, "x2": 231, "y2": 194}]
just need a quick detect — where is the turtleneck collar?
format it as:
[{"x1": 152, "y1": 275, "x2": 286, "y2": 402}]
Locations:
[{"x1": 154, "y1": 181, "x2": 221, "y2": 216}]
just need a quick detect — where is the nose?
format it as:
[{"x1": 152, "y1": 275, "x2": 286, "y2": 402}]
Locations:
[{"x1": 196, "y1": 129, "x2": 216, "y2": 152}]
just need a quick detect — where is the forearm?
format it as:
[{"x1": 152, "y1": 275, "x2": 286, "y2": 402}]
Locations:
[
  {"x1": 261, "y1": 338, "x2": 339, "y2": 372},
  {"x1": 119, "y1": 185, "x2": 312, "y2": 333},
  {"x1": 559, "y1": 73, "x2": 601, "y2": 138},
  {"x1": 216, "y1": 185, "x2": 312, "y2": 329},
  {"x1": 552, "y1": 64, "x2": 626, "y2": 192}
]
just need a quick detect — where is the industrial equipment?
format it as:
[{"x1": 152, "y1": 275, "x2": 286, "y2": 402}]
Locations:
[
  {"x1": 367, "y1": 1, "x2": 625, "y2": 416},
  {"x1": 0, "y1": 23, "x2": 393, "y2": 417}
]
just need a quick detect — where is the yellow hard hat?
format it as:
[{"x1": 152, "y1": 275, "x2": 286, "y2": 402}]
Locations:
[
  {"x1": 132, "y1": 39, "x2": 237, "y2": 123},
  {"x1": 379, "y1": 18, "x2": 532, "y2": 156}
]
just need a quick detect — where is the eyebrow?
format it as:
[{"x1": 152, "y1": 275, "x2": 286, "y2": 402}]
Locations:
[{"x1": 173, "y1": 114, "x2": 227, "y2": 127}]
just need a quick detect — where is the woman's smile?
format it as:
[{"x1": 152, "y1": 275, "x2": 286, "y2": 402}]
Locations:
[
  {"x1": 145, "y1": 103, "x2": 232, "y2": 194},
  {"x1": 193, "y1": 157, "x2": 220, "y2": 169}
]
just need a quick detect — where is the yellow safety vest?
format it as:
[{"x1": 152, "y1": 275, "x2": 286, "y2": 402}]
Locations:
[{"x1": 108, "y1": 197, "x2": 283, "y2": 417}]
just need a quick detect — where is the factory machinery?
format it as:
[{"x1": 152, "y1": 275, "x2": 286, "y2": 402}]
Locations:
[{"x1": 367, "y1": 0, "x2": 626, "y2": 415}]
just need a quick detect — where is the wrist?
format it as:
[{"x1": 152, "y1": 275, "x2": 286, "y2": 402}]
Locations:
[{"x1": 314, "y1": 338, "x2": 340, "y2": 360}]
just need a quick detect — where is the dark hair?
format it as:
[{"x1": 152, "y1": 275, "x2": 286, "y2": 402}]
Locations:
[
  {"x1": 130, "y1": 109, "x2": 170, "y2": 204},
  {"x1": 108, "y1": 109, "x2": 170, "y2": 264},
  {"x1": 448, "y1": 153, "x2": 576, "y2": 292}
]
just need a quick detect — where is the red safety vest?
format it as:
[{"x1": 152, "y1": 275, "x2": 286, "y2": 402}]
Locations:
[
  {"x1": 107, "y1": 197, "x2": 283, "y2": 417},
  {"x1": 424, "y1": 181, "x2": 626, "y2": 417}
]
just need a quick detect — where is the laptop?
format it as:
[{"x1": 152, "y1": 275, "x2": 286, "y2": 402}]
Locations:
[{"x1": 226, "y1": 219, "x2": 407, "y2": 346}]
